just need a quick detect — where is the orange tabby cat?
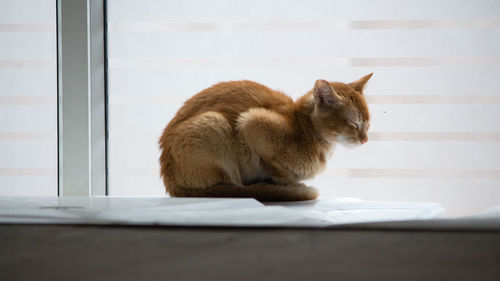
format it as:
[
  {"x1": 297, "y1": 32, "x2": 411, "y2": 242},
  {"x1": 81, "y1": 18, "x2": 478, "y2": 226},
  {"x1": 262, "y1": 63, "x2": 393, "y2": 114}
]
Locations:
[{"x1": 159, "y1": 74, "x2": 372, "y2": 201}]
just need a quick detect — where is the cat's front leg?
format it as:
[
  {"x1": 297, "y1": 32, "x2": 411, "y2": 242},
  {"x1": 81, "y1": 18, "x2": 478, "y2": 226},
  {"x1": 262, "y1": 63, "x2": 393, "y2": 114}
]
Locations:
[
  {"x1": 237, "y1": 107, "x2": 302, "y2": 184},
  {"x1": 259, "y1": 159, "x2": 302, "y2": 186}
]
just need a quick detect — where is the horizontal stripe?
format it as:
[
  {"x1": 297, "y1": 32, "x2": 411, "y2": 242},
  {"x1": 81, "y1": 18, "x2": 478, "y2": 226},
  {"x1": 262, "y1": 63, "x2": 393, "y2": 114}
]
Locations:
[
  {"x1": 109, "y1": 168, "x2": 500, "y2": 179},
  {"x1": 369, "y1": 132, "x2": 500, "y2": 141},
  {"x1": 366, "y1": 95, "x2": 500, "y2": 104},
  {"x1": 0, "y1": 96, "x2": 54, "y2": 105},
  {"x1": 108, "y1": 57, "x2": 347, "y2": 68},
  {"x1": 108, "y1": 131, "x2": 500, "y2": 142},
  {"x1": 108, "y1": 95, "x2": 184, "y2": 105},
  {"x1": 0, "y1": 133, "x2": 56, "y2": 140},
  {"x1": 109, "y1": 19, "x2": 500, "y2": 31},
  {"x1": 109, "y1": 57, "x2": 500, "y2": 68},
  {"x1": 109, "y1": 94, "x2": 500, "y2": 105},
  {"x1": 109, "y1": 131, "x2": 161, "y2": 139},
  {"x1": 0, "y1": 60, "x2": 55, "y2": 69},
  {"x1": 352, "y1": 19, "x2": 500, "y2": 29},
  {"x1": 328, "y1": 169, "x2": 500, "y2": 178},
  {"x1": 351, "y1": 58, "x2": 500, "y2": 67},
  {"x1": 0, "y1": 168, "x2": 56, "y2": 176},
  {"x1": 110, "y1": 168, "x2": 157, "y2": 177},
  {"x1": 0, "y1": 24, "x2": 52, "y2": 32}
]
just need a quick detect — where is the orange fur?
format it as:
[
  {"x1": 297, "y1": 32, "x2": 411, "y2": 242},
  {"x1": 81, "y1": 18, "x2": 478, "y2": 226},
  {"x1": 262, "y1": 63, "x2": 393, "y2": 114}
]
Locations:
[{"x1": 159, "y1": 74, "x2": 373, "y2": 201}]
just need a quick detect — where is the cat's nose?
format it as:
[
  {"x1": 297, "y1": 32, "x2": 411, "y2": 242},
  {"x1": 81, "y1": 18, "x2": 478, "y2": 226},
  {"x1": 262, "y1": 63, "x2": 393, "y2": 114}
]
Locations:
[{"x1": 361, "y1": 138, "x2": 368, "y2": 145}]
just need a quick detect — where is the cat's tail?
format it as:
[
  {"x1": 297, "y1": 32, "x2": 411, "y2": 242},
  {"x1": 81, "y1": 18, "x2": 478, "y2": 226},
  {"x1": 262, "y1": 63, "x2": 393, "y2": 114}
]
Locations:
[{"x1": 169, "y1": 182, "x2": 318, "y2": 201}]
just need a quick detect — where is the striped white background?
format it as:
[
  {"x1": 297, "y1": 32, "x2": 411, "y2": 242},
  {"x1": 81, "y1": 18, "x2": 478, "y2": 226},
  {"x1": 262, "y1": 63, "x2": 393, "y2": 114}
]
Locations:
[
  {"x1": 107, "y1": 0, "x2": 500, "y2": 216},
  {"x1": 0, "y1": 0, "x2": 57, "y2": 196}
]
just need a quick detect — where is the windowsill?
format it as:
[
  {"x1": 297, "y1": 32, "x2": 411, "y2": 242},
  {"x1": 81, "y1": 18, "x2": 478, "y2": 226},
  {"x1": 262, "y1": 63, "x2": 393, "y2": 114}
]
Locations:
[{"x1": 1, "y1": 196, "x2": 499, "y2": 230}]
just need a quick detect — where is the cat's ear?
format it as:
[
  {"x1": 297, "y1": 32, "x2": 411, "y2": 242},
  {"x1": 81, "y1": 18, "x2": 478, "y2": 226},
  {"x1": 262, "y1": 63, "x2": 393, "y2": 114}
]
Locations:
[
  {"x1": 313, "y1": 79, "x2": 344, "y2": 106},
  {"x1": 348, "y1": 73, "x2": 373, "y2": 93}
]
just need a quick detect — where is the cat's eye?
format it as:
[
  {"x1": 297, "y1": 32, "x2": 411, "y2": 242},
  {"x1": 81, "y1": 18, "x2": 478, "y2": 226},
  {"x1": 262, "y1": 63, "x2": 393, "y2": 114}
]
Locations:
[{"x1": 347, "y1": 120, "x2": 359, "y2": 129}]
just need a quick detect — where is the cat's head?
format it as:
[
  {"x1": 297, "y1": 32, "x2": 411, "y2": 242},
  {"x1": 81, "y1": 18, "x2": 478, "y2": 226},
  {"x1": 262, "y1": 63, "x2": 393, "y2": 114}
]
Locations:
[{"x1": 311, "y1": 73, "x2": 372, "y2": 147}]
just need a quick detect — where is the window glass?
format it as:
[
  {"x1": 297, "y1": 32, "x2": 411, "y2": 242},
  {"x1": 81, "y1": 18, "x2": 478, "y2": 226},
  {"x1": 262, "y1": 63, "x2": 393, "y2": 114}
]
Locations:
[
  {"x1": 0, "y1": 0, "x2": 57, "y2": 196},
  {"x1": 107, "y1": 0, "x2": 500, "y2": 216}
]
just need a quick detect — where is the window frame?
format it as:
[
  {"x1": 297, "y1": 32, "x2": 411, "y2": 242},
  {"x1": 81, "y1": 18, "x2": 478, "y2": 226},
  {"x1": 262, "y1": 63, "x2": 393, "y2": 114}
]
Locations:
[{"x1": 57, "y1": 0, "x2": 107, "y2": 196}]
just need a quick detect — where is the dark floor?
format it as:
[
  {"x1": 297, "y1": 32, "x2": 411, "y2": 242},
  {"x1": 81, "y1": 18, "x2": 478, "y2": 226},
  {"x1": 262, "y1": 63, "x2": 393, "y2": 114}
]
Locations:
[{"x1": 0, "y1": 224, "x2": 499, "y2": 281}]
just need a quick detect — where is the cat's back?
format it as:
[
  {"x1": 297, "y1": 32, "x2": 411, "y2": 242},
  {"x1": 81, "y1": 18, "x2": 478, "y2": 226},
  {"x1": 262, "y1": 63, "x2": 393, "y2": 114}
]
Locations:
[{"x1": 167, "y1": 80, "x2": 294, "y2": 129}]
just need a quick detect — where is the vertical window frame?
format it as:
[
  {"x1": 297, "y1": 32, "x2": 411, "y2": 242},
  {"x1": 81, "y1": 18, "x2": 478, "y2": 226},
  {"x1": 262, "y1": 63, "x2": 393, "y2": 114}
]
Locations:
[{"x1": 57, "y1": 0, "x2": 107, "y2": 196}]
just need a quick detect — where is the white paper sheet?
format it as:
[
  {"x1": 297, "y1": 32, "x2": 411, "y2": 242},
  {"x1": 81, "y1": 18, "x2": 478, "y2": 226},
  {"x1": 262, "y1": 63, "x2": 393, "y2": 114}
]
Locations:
[{"x1": 0, "y1": 196, "x2": 446, "y2": 227}]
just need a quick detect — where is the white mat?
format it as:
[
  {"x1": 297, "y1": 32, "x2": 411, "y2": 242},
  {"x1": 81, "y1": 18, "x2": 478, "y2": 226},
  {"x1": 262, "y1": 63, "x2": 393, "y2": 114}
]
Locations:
[{"x1": 0, "y1": 196, "x2": 445, "y2": 227}]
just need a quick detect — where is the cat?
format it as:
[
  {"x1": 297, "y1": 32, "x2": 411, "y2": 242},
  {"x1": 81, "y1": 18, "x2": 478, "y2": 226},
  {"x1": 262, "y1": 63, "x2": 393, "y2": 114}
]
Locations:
[{"x1": 159, "y1": 73, "x2": 372, "y2": 201}]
